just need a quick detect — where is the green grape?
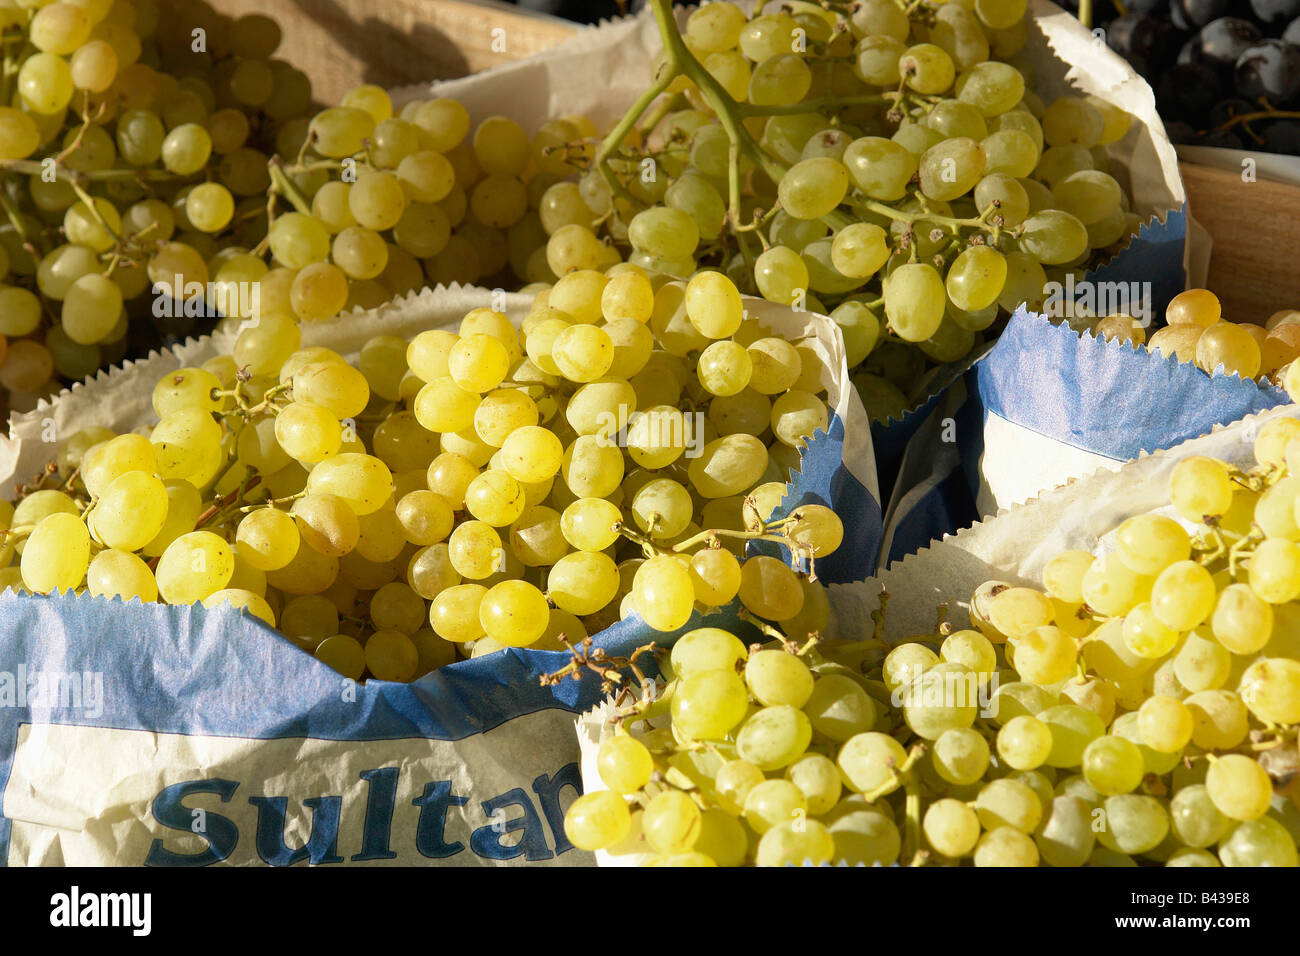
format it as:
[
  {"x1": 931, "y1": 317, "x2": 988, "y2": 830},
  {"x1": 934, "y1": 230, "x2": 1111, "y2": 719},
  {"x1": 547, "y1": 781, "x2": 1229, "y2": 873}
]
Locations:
[
  {"x1": 1169, "y1": 455, "x2": 1233, "y2": 522},
  {"x1": 744, "y1": 649, "x2": 814, "y2": 708},
  {"x1": 956, "y1": 60, "x2": 1026, "y2": 116},
  {"x1": 429, "y1": 583, "x2": 487, "y2": 642},
  {"x1": 291, "y1": 494, "x2": 361, "y2": 557},
  {"x1": 1218, "y1": 817, "x2": 1298, "y2": 867},
  {"x1": 754, "y1": 245, "x2": 810, "y2": 305},
  {"x1": 830, "y1": 223, "x2": 889, "y2": 279},
  {"x1": 689, "y1": 548, "x2": 742, "y2": 606},
  {"x1": 1239, "y1": 657, "x2": 1300, "y2": 725},
  {"x1": 920, "y1": 798, "x2": 980, "y2": 858},
  {"x1": 932, "y1": 727, "x2": 990, "y2": 785},
  {"x1": 61, "y1": 273, "x2": 123, "y2": 345},
  {"x1": 686, "y1": 1, "x2": 747, "y2": 52},
  {"x1": 1041, "y1": 97, "x2": 1105, "y2": 149},
  {"x1": 884, "y1": 263, "x2": 946, "y2": 342},
  {"x1": 0, "y1": 108, "x2": 41, "y2": 160},
  {"x1": 349, "y1": 171, "x2": 407, "y2": 231},
  {"x1": 685, "y1": 271, "x2": 743, "y2": 339},
  {"x1": 562, "y1": 435, "x2": 623, "y2": 498},
  {"x1": 997, "y1": 714, "x2": 1054, "y2": 770},
  {"x1": 63, "y1": 198, "x2": 120, "y2": 253},
  {"x1": 21, "y1": 512, "x2": 90, "y2": 594},
  {"x1": 155, "y1": 531, "x2": 235, "y2": 605},
  {"x1": 565, "y1": 790, "x2": 632, "y2": 851},
  {"x1": 236, "y1": 508, "x2": 300, "y2": 572},
  {"x1": 981, "y1": 129, "x2": 1039, "y2": 177},
  {"x1": 1017, "y1": 210, "x2": 1089, "y2": 265},
  {"x1": 18, "y1": 52, "x2": 75, "y2": 114},
  {"x1": 274, "y1": 401, "x2": 341, "y2": 464},
  {"x1": 778, "y1": 157, "x2": 850, "y2": 220},
  {"x1": 1211, "y1": 582, "x2": 1276, "y2": 655},
  {"x1": 87, "y1": 549, "x2": 158, "y2": 603},
  {"x1": 547, "y1": 551, "x2": 617, "y2": 615},
  {"x1": 1205, "y1": 754, "x2": 1273, "y2": 821},
  {"x1": 975, "y1": 778, "x2": 1042, "y2": 833},
  {"x1": 900, "y1": 43, "x2": 956, "y2": 95},
  {"x1": 268, "y1": 212, "x2": 330, "y2": 269},
  {"x1": 923, "y1": 100, "x2": 989, "y2": 141},
  {"x1": 750, "y1": 53, "x2": 811, "y2": 106},
  {"x1": 756, "y1": 819, "x2": 834, "y2": 867},
  {"x1": 738, "y1": 13, "x2": 799, "y2": 63},
  {"x1": 632, "y1": 555, "x2": 695, "y2": 631},
  {"x1": 1123, "y1": 600, "x2": 1185, "y2": 660},
  {"x1": 1096, "y1": 794, "x2": 1168, "y2": 856},
  {"x1": 598, "y1": 734, "x2": 654, "y2": 794},
  {"x1": 918, "y1": 137, "x2": 986, "y2": 201},
  {"x1": 672, "y1": 668, "x2": 749, "y2": 740},
  {"x1": 1081, "y1": 735, "x2": 1144, "y2": 795},
  {"x1": 736, "y1": 705, "x2": 812, "y2": 771},
  {"x1": 1034, "y1": 794, "x2": 1094, "y2": 867},
  {"x1": 1052, "y1": 170, "x2": 1122, "y2": 225},
  {"x1": 669, "y1": 628, "x2": 748, "y2": 682},
  {"x1": 945, "y1": 246, "x2": 1007, "y2": 312},
  {"x1": 628, "y1": 206, "x2": 699, "y2": 260},
  {"x1": 478, "y1": 579, "x2": 548, "y2": 646},
  {"x1": 310, "y1": 106, "x2": 375, "y2": 158},
  {"x1": 1038, "y1": 704, "x2": 1105, "y2": 767},
  {"x1": 92, "y1": 470, "x2": 168, "y2": 552}
]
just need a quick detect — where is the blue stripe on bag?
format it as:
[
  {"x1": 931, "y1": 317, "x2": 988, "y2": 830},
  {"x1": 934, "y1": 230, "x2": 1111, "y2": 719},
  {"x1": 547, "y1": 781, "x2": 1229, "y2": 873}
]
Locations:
[{"x1": 977, "y1": 308, "x2": 1287, "y2": 461}]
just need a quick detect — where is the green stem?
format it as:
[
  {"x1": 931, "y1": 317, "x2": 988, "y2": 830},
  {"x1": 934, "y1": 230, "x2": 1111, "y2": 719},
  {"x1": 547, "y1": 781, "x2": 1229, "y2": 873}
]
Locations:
[
  {"x1": 267, "y1": 159, "x2": 312, "y2": 216},
  {"x1": 645, "y1": 0, "x2": 787, "y2": 186}
]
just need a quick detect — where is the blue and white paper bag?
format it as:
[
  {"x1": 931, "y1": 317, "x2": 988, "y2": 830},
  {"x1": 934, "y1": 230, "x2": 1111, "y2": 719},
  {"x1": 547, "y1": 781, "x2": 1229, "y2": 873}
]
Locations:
[{"x1": 0, "y1": 281, "x2": 871, "y2": 865}]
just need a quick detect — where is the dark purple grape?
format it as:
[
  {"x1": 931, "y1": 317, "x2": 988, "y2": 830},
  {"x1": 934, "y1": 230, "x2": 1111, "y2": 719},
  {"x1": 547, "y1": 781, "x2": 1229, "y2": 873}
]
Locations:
[
  {"x1": 1201, "y1": 129, "x2": 1245, "y2": 147},
  {"x1": 1158, "y1": 63, "x2": 1224, "y2": 120},
  {"x1": 1236, "y1": 39, "x2": 1300, "y2": 105},
  {"x1": 1198, "y1": 18, "x2": 1264, "y2": 68},
  {"x1": 1251, "y1": 0, "x2": 1300, "y2": 28},
  {"x1": 1164, "y1": 120, "x2": 1200, "y2": 144},
  {"x1": 1177, "y1": 35, "x2": 1201, "y2": 65},
  {"x1": 1108, "y1": 14, "x2": 1184, "y2": 75},
  {"x1": 1128, "y1": 0, "x2": 1170, "y2": 13},
  {"x1": 1285, "y1": 17, "x2": 1300, "y2": 44},
  {"x1": 1264, "y1": 119, "x2": 1300, "y2": 152},
  {"x1": 1171, "y1": 0, "x2": 1228, "y2": 31},
  {"x1": 1207, "y1": 97, "x2": 1258, "y2": 126}
]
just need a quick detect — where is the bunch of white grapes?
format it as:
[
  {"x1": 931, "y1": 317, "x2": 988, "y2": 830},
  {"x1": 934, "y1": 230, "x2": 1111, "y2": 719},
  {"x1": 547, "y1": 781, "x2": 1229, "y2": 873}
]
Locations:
[
  {"x1": 0, "y1": 0, "x2": 325, "y2": 402},
  {"x1": 541, "y1": 0, "x2": 1141, "y2": 424},
  {"x1": 1, "y1": 266, "x2": 844, "y2": 684},
  {"x1": 565, "y1": 418, "x2": 1300, "y2": 866}
]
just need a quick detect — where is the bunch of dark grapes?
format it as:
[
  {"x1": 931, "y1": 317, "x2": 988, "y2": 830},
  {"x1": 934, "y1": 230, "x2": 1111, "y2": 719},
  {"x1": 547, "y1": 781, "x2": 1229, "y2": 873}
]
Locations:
[{"x1": 1062, "y1": 0, "x2": 1300, "y2": 154}]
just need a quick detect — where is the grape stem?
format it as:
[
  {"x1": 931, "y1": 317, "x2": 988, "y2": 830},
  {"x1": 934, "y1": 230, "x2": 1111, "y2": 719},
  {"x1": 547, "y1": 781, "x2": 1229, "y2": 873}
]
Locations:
[
  {"x1": 1077, "y1": 0, "x2": 1093, "y2": 29},
  {"x1": 267, "y1": 158, "x2": 313, "y2": 217},
  {"x1": 0, "y1": 190, "x2": 39, "y2": 262},
  {"x1": 195, "y1": 474, "x2": 263, "y2": 529}
]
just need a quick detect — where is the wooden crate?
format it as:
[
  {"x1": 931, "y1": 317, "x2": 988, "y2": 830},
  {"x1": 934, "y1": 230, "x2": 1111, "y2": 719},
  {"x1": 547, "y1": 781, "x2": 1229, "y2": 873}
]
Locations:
[
  {"x1": 1180, "y1": 161, "x2": 1300, "y2": 326},
  {"x1": 211, "y1": 0, "x2": 578, "y2": 105}
]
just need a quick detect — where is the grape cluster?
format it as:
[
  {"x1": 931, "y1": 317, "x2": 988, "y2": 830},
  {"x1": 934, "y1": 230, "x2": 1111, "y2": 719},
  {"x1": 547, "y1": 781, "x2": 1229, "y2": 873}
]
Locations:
[
  {"x1": 575, "y1": 0, "x2": 1140, "y2": 424},
  {"x1": 0, "y1": 266, "x2": 844, "y2": 683},
  {"x1": 565, "y1": 420, "x2": 1300, "y2": 866},
  {"x1": 1081, "y1": 0, "x2": 1300, "y2": 154},
  {"x1": 0, "y1": 0, "x2": 326, "y2": 404},
  {"x1": 1083, "y1": 287, "x2": 1300, "y2": 384}
]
